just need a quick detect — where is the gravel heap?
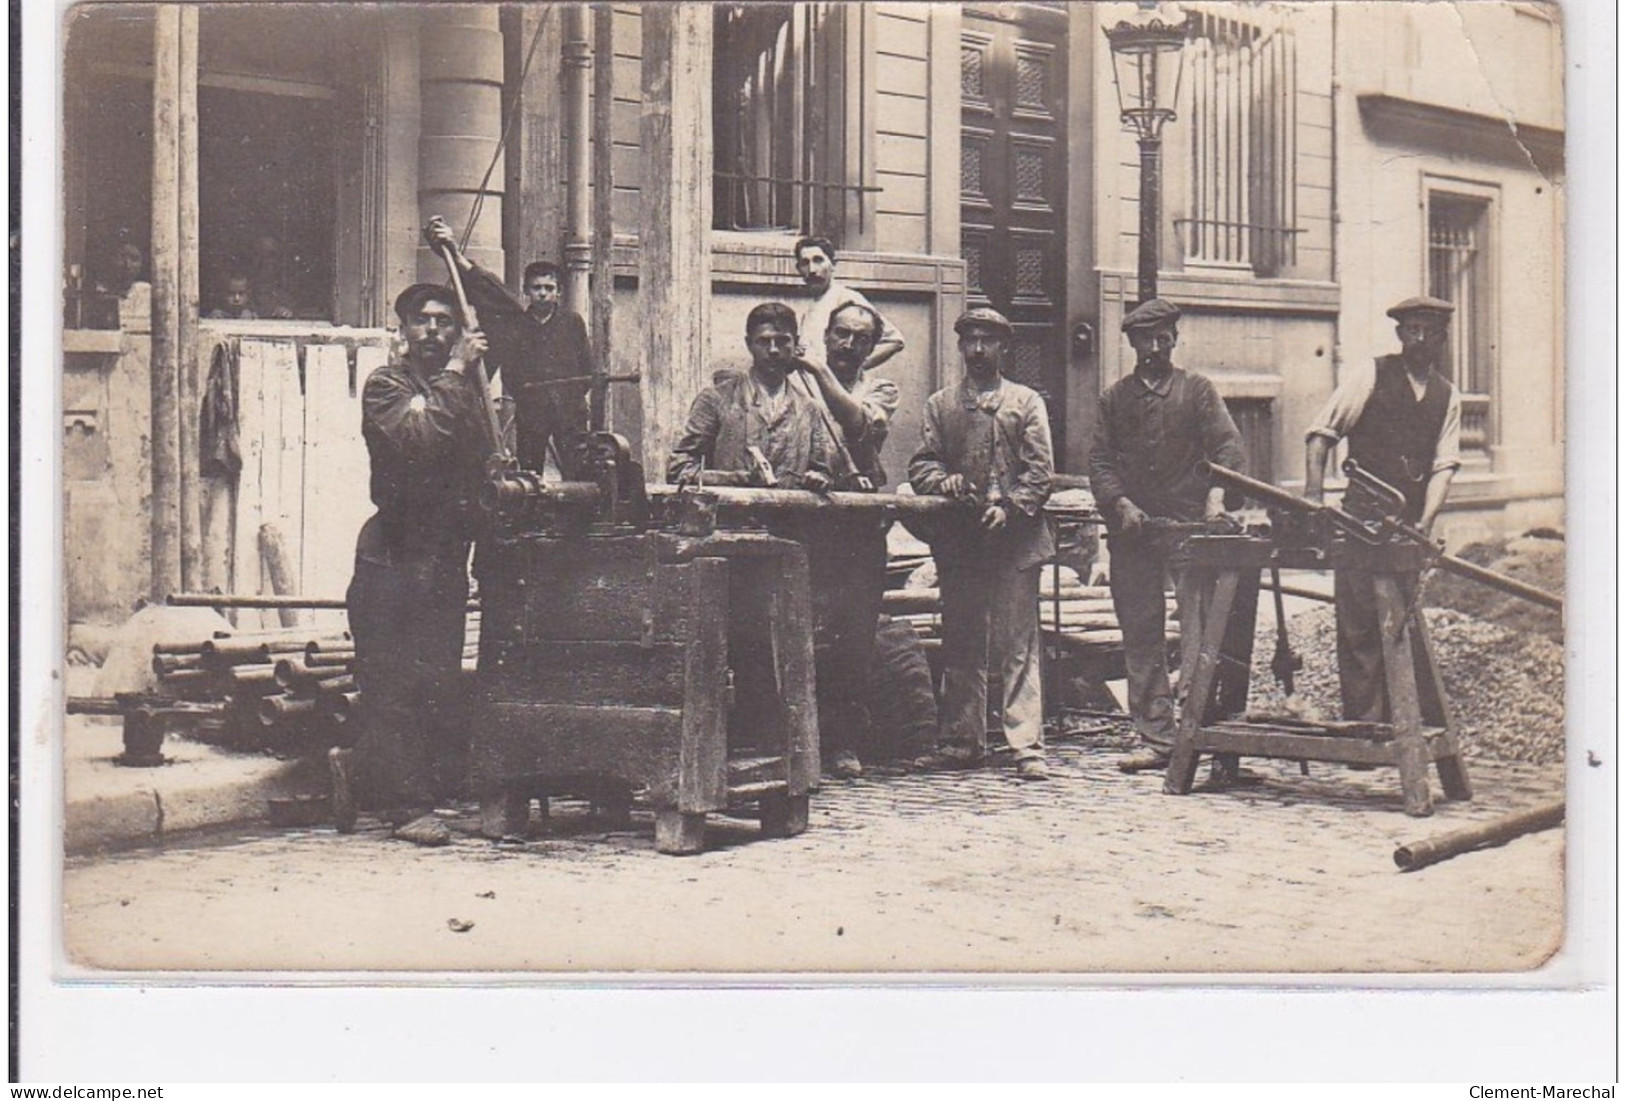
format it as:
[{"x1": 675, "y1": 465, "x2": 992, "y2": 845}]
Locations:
[{"x1": 1247, "y1": 604, "x2": 1566, "y2": 765}]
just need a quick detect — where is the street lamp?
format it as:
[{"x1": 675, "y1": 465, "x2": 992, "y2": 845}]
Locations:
[{"x1": 1104, "y1": 2, "x2": 1192, "y2": 306}]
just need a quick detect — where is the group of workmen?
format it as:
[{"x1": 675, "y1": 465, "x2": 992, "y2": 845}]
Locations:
[{"x1": 336, "y1": 219, "x2": 1463, "y2": 847}]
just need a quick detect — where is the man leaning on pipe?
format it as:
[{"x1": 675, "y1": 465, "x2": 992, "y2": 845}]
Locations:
[
  {"x1": 333, "y1": 283, "x2": 489, "y2": 846},
  {"x1": 1304, "y1": 295, "x2": 1462, "y2": 725}
]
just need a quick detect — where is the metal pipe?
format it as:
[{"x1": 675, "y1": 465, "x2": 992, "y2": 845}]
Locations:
[
  {"x1": 1394, "y1": 801, "x2": 1564, "y2": 871},
  {"x1": 563, "y1": 3, "x2": 592, "y2": 318},
  {"x1": 1205, "y1": 463, "x2": 1563, "y2": 610},
  {"x1": 590, "y1": 1, "x2": 616, "y2": 434}
]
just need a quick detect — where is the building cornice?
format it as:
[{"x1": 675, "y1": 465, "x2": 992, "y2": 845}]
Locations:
[{"x1": 1356, "y1": 92, "x2": 1564, "y2": 177}]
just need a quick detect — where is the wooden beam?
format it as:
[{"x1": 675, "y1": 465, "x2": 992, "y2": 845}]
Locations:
[
  {"x1": 149, "y1": 6, "x2": 182, "y2": 601},
  {"x1": 637, "y1": 3, "x2": 712, "y2": 474},
  {"x1": 510, "y1": 4, "x2": 565, "y2": 286},
  {"x1": 176, "y1": 6, "x2": 201, "y2": 591}
]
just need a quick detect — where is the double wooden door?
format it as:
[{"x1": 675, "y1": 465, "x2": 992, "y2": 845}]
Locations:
[{"x1": 960, "y1": 5, "x2": 1070, "y2": 454}]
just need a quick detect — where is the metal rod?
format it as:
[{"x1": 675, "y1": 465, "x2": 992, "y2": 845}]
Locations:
[
  {"x1": 167, "y1": 593, "x2": 479, "y2": 611},
  {"x1": 1393, "y1": 801, "x2": 1564, "y2": 872}
]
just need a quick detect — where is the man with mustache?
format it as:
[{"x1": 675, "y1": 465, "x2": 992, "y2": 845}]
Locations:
[
  {"x1": 1305, "y1": 295, "x2": 1462, "y2": 724},
  {"x1": 337, "y1": 283, "x2": 489, "y2": 846},
  {"x1": 784, "y1": 303, "x2": 902, "y2": 778},
  {"x1": 1089, "y1": 298, "x2": 1245, "y2": 773},
  {"x1": 909, "y1": 307, "x2": 1056, "y2": 781}
]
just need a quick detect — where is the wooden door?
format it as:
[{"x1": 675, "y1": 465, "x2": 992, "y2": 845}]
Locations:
[{"x1": 961, "y1": 5, "x2": 1069, "y2": 455}]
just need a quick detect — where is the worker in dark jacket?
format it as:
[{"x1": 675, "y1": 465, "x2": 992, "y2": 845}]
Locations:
[
  {"x1": 426, "y1": 218, "x2": 592, "y2": 478},
  {"x1": 1088, "y1": 298, "x2": 1245, "y2": 771},
  {"x1": 337, "y1": 283, "x2": 489, "y2": 846},
  {"x1": 1305, "y1": 295, "x2": 1461, "y2": 722}
]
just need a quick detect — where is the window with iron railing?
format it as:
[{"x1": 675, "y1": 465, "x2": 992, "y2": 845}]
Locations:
[
  {"x1": 1179, "y1": 10, "x2": 1300, "y2": 277},
  {"x1": 712, "y1": 3, "x2": 875, "y2": 241},
  {"x1": 1427, "y1": 192, "x2": 1496, "y2": 451}
]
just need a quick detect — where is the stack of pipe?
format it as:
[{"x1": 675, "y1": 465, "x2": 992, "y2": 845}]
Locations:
[
  {"x1": 150, "y1": 625, "x2": 353, "y2": 745},
  {"x1": 149, "y1": 614, "x2": 484, "y2": 748}
]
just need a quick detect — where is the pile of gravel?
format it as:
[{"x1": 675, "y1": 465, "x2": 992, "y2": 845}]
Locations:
[{"x1": 1247, "y1": 604, "x2": 1566, "y2": 766}]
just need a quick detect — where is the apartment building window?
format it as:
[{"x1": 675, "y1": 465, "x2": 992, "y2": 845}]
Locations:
[
  {"x1": 1181, "y1": 10, "x2": 1298, "y2": 277},
  {"x1": 1427, "y1": 191, "x2": 1496, "y2": 450},
  {"x1": 713, "y1": 3, "x2": 867, "y2": 240}
]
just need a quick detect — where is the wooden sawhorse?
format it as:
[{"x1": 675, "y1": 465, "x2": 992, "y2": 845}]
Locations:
[{"x1": 1164, "y1": 536, "x2": 1472, "y2": 817}]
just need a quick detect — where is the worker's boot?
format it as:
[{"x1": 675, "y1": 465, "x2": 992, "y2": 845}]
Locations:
[
  {"x1": 1117, "y1": 748, "x2": 1172, "y2": 773},
  {"x1": 392, "y1": 812, "x2": 452, "y2": 847}
]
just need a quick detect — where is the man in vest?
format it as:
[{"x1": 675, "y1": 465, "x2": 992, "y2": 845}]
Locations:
[{"x1": 1304, "y1": 295, "x2": 1462, "y2": 723}]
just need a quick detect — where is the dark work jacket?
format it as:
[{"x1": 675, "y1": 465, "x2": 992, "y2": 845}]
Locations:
[
  {"x1": 1088, "y1": 366, "x2": 1245, "y2": 529},
  {"x1": 355, "y1": 363, "x2": 487, "y2": 580},
  {"x1": 1346, "y1": 356, "x2": 1451, "y2": 523}
]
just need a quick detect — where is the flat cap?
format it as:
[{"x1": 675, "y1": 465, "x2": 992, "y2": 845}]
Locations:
[
  {"x1": 1386, "y1": 295, "x2": 1455, "y2": 322},
  {"x1": 393, "y1": 282, "x2": 457, "y2": 324},
  {"x1": 954, "y1": 306, "x2": 1013, "y2": 336},
  {"x1": 1121, "y1": 298, "x2": 1182, "y2": 332}
]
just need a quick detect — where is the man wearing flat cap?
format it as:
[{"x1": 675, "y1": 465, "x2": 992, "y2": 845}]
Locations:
[
  {"x1": 1305, "y1": 295, "x2": 1462, "y2": 723},
  {"x1": 337, "y1": 282, "x2": 490, "y2": 846},
  {"x1": 1088, "y1": 298, "x2": 1245, "y2": 771},
  {"x1": 909, "y1": 307, "x2": 1057, "y2": 781}
]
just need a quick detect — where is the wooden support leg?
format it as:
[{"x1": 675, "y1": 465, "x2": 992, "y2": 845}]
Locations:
[
  {"x1": 1166, "y1": 570, "x2": 1240, "y2": 795},
  {"x1": 479, "y1": 787, "x2": 531, "y2": 841},
  {"x1": 758, "y1": 791, "x2": 810, "y2": 839},
  {"x1": 772, "y1": 546, "x2": 821, "y2": 798},
  {"x1": 1374, "y1": 574, "x2": 1433, "y2": 817},
  {"x1": 654, "y1": 809, "x2": 707, "y2": 855},
  {"x1": 1410, "y1": 604, "x2": 1473, "y2": 802}
]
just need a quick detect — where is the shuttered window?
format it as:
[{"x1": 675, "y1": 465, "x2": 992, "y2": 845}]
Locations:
[
  {"x1": 1181, "y1": 10, "x2": 1299, "y2": 277},
  {"x1": 1427, "y1": 192, "x2": 1496, "y2": 451}
]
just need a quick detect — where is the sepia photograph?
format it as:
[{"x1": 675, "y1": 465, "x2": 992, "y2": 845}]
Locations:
[{"x1": 20, "y1": 0, "x2": 1615, "y2": 1082}]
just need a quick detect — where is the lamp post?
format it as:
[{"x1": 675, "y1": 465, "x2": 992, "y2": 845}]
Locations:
[{"x1": 1104, "y1": 3, "x2": 1191, "y2": 307}]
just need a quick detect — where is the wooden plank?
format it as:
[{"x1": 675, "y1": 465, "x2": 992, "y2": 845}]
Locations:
[
  {"x1": 1376, "y1": 573, "x2": 1434, "y2": 817},
  {"x1": 299, "y1": 343, "x2": 369, "y2": 634},
  {"x1": 637, "y1": 4, "x2": 712, "y2": 473},
  {"x1": 231, "y1": 340, "x2": 269, "y2": 631},
  {"x1": 149, "y1": 5, "x2": 182, "y2": 602},
  {"x1": 176, "y1": 4, "x2": 201, "y2": 591},
  {"x1": 1193, "y1": 728, "x2": 1402, "y2": 767},
  {"x1": 680, "y1": 556, "x2": 730, "y2": 813},
  {"x1": 263, "y1": 342, "x2": 305, "y2": 621}
]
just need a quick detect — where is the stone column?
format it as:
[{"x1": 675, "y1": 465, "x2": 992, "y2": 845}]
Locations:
[{"x1": 417, "y1": 6, "x2": 505, "y2": 282}]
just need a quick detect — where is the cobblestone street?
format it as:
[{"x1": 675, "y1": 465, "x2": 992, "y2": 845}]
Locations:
[{"x1": 64, "y1": 732, "x2": 1567, "y2": 976}]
